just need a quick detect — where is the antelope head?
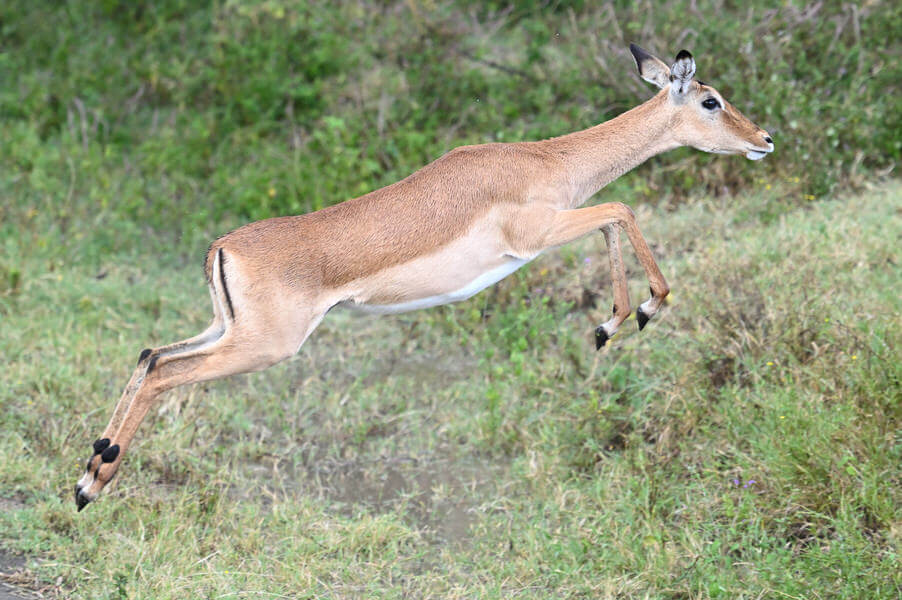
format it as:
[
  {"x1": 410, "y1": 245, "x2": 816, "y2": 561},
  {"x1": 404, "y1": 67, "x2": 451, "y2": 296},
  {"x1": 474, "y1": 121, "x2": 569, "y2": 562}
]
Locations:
[{"x1": 630, "y1": 44, "x2": 774, "y2": 161}]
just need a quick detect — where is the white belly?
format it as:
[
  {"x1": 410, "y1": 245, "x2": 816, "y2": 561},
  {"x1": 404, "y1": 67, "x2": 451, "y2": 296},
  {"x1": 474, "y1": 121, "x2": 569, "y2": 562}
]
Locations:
[{"x1": 344, "y1": 255, "x2": 532, "y2": 315}]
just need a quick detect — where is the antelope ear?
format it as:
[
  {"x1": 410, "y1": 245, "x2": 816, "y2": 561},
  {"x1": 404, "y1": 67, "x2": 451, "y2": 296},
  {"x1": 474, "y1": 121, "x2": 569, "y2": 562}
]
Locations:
[
  {"x1": 669, "y1": 49, "x2": 696, "y2": 97},
  {"x1": 629, "y1": 43, "x2": 671, "y2": 89}
]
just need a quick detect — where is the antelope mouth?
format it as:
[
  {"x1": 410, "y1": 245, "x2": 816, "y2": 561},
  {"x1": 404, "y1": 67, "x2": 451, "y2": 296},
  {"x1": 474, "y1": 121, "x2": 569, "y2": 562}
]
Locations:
[
  {"x1": 745, "y1": 148, "x2": 772, "y2": 161},
  {"x1": 746, "y1": 150, "x2": 768, "y2": 160},
  {"x1": 746, "y1": 140, "x2": 774, "y2": 161}
]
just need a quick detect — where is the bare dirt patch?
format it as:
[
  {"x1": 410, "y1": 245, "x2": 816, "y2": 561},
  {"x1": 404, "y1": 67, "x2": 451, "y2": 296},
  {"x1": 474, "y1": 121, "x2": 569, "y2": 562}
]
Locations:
[
  {"x1": 223, "y1": 313, "x2": 502, "y2": 545},
  {"x1": 309, "y1": 451, "x2": 504, "y2": 545},
  {"x1": 238, "y1": 449, "x2": 506, "y2": 546}
]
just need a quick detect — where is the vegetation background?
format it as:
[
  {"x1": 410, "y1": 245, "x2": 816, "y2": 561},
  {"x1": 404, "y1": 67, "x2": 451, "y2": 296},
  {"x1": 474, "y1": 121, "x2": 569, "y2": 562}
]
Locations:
[{"x1": 1, "y1": 0, "x2": 899, "y2": 598}]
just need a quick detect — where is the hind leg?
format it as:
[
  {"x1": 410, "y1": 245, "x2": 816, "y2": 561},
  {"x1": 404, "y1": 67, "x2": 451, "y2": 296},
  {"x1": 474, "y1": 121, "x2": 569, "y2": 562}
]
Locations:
[
  {"x1": 75, "y1": 309, "x2": 323, "y2": 510},
  {"x1": 75, "y1": 257, "x2": 326, "y2": 510},
  {"x1": 87, "y1": 284, "x2": 227, "y2": 466},
  {"x1": 97, "y1": 321, "x2": 224, "y2": 442}
]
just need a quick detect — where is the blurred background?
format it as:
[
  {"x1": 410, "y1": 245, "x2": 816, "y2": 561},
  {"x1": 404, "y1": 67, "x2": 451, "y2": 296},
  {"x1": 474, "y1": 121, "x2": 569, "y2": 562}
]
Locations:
[
  {"x1": 3, "y1": 0, "x2": 899, "y2": 248},
  {"x1": 1, "y1": 2, "x2": 899, "y2": 598}
]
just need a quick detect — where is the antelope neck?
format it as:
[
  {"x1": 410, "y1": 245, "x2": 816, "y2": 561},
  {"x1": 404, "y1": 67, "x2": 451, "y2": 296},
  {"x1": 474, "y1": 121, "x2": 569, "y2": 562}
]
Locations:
[{"x1": 545, "y1": 92, "x2": 678, "y2": 204}]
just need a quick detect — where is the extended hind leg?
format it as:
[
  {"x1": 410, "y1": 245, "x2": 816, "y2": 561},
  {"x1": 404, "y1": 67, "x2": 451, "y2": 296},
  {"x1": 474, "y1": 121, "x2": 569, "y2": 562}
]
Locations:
[
  {"x1": 76, "y1": 323, "x2": 227, "y2": 508},
  {"x1": 75, "y1": 306, "x2": 323, "y2": 510},
  {"x1": 91, "y1": 285, "x2": 227, "y2": 457},
  {"x1": 98, "y1": 322, "x2": 223, "y2": 439}
]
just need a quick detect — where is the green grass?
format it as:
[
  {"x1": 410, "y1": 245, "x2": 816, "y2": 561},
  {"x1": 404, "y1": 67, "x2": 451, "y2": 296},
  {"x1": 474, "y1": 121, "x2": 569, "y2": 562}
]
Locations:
[
  {"x1": 1, "y1": 2, "x2": 900, "y2": 597},
  {"x1": 2, "y1": 0, "x2": 900, "y2": 240},
  {"x1": 1, "y1": 181, "x2": 899, "y2": 598}
]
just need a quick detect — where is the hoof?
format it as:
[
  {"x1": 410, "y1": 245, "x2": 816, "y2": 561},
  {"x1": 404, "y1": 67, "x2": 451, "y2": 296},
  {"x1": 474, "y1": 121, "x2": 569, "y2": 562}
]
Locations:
[
  {"x1": 75, "y1": 486, "x2": 90, "y2": 512},
  {"x1": 637, "y1": 308, "x2": 650, "y2": 331},
  {"x1": 595, "y1": 326, "x2": 610, "y2": 350},
  {"x1": 101, "y1": 444, "x2": 120, "y2": 463}
]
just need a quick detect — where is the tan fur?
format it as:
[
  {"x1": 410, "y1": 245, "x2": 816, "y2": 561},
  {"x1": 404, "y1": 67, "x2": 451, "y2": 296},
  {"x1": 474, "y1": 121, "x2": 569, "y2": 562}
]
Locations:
[
  {"x1": 205, "y1": 144, "x2": 568, "y2": 288},
  {"x1": 75, "y1": 46, "x2": 773, "y2": 509}
]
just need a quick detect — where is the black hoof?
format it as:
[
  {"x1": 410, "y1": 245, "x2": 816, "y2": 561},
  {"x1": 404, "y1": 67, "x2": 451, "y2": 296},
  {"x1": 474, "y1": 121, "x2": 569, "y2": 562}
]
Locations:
[
  {"x1": 101, "y1": 444, "x2": 120, "y2": 463},
  {"x1": 93, "y1": 438, "x2": 111, "y2": 455},
  {"x1": 75, "y1": 486, "x2": 90, "y2": 512},
  {"x1": 637, "y1": 308, "x2": 650, "y2": 331},
  {"x1": 595, "y1": 326, "x2": 610, "y2": 350}
]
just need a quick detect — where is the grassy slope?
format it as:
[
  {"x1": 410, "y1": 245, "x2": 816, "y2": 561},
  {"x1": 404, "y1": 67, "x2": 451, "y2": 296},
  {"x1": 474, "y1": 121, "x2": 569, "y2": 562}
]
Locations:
[{"x1": 0, "y1": 179, "x2": 899, "y2": 599}]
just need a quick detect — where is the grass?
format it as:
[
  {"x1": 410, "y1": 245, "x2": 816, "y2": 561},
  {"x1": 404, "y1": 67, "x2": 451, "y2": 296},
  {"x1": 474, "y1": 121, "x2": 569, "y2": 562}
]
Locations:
[
  {"x1": 1, "y1": 2, "x2": 900, "y2": 597},
  {"x1": 1, "y1": 180, "x2": 899, "y2": 598},
  {"x1": 2, "y1": 0, "x2": 900, "y2": 237}
]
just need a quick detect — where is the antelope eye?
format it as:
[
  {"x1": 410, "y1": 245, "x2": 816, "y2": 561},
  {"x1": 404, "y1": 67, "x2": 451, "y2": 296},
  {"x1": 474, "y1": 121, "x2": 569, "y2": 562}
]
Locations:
[{"x1": 701, "y1": 97, "x2": 720, "y2": 110}]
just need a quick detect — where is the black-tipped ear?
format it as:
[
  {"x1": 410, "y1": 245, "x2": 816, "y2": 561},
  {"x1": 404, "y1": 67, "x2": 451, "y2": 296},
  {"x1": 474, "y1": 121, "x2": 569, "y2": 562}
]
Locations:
[
  {"x1": 629, "y1": 43, "x2": 671, "y2": 89},
  {"x1": 629, "y1": 43, "x2": 653, "y2": 72},
  {"x1": 669, "y1": 49, "x2": 697, "y2": 96}
]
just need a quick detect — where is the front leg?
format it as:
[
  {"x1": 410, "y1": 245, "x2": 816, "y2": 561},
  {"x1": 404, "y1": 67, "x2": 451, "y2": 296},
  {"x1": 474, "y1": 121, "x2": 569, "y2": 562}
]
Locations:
[
  {"x1": 594, "y1": 223, "x2": 632, "y2": 349},
  {"x1": 539, "y1": 202, "x2": 670, "y2": 344},
  {"x1": 617, "y1": 210, "x2": 670, "y2": 329}
]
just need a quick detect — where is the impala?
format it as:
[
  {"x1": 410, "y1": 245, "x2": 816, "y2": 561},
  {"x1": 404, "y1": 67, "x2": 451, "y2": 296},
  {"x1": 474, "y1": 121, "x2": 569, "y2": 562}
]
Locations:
[{"x1": 76, "y1": 45, "x2": 773, "y2": 510}]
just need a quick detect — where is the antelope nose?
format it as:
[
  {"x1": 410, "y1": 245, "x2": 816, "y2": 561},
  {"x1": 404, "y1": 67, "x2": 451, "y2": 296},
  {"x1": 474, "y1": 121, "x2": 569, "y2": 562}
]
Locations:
[{"x1": 764, "y1": 136, "x2": 773, "y2": 144}]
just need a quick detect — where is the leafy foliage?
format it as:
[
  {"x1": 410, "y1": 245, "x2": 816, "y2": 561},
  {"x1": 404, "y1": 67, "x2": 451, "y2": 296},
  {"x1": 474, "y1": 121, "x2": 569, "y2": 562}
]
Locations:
[{"x1": 3, "y1": 0, "x2": 899, "y2": 236}]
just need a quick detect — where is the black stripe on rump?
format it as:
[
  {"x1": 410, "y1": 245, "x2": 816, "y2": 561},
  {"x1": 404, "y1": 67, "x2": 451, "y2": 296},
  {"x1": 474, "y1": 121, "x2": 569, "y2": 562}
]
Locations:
[{"x1": 218, "y1": 248, "x2": 235, "y2": 321}]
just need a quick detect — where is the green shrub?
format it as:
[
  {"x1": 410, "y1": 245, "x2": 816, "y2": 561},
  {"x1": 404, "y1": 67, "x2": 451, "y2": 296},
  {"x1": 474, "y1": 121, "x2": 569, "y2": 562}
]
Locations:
[{"x1": 2, "y1": 0, "x2": 899, "y2": 235}]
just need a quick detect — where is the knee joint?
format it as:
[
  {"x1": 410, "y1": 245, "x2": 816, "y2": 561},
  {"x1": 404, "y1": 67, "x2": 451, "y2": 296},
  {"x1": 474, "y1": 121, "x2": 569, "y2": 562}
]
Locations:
[{"x1": 613, "y1": 202, "x2": 635, "y2": 221}]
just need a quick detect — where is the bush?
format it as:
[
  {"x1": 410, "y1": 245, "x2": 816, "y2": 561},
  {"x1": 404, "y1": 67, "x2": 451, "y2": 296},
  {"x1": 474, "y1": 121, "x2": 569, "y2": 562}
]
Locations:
[{"x1": 2, "y1": 0, "x2": 899, "y2": 233}]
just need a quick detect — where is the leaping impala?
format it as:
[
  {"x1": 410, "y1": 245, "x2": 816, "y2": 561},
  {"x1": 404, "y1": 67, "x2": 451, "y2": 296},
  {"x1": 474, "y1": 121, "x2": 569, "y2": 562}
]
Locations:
[{"x1": 76, "y1": 45, "x2": 773, "y2": 510}]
